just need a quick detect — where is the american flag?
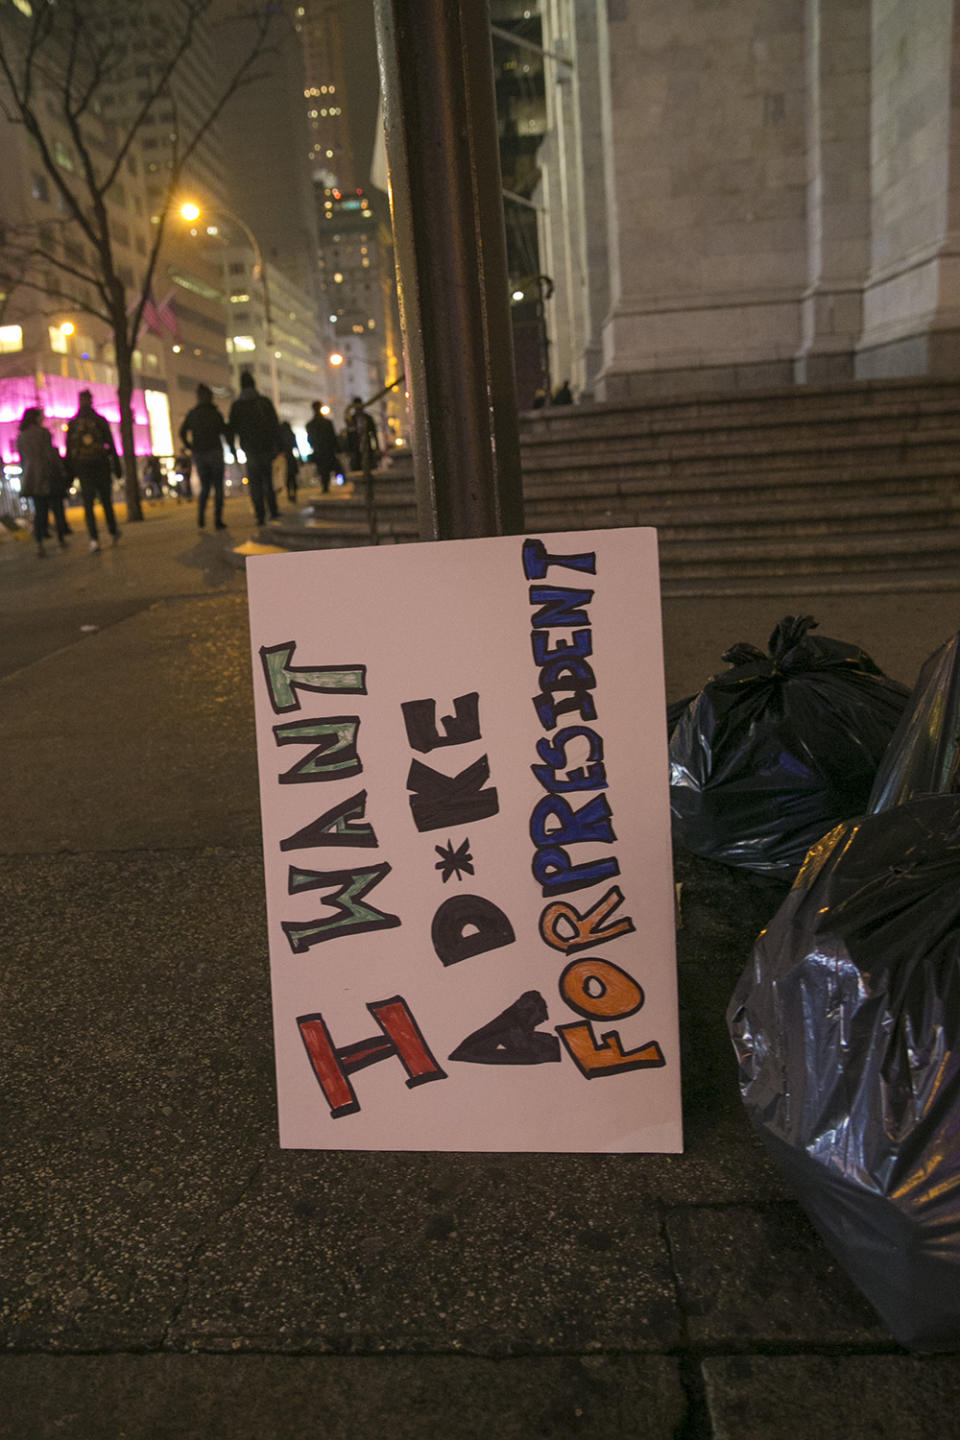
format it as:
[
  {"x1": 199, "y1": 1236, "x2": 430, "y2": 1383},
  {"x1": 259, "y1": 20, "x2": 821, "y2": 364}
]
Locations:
[{"x1": 131, "y1": 289, "x2": 181, "y2": 343}]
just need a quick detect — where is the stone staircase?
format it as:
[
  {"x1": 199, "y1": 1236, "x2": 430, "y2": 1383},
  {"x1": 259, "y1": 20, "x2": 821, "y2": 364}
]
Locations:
[{"x1": 268, "y1": 378, "x2": 960, "y2": 596}]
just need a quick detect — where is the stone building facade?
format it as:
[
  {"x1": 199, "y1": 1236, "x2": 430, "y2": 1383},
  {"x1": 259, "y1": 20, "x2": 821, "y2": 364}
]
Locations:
[{"x1": 537, "y1": 0, "x2": 960, "y2": 399}]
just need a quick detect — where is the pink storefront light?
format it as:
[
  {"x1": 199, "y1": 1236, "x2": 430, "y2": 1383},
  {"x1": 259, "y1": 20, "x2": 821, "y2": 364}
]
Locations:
[{"x1": 0, "y1": 374, "x2": 152, "y2": 463}]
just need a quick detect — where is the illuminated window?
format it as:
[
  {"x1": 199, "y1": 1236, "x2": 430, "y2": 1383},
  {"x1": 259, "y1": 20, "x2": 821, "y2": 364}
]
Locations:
[
  {"x1": 53, "y1": 139, "x2": 74, "y2": 171},
  {"x1": 0, "y1": 325, "x2": 24, "y2": 353},
  {"x1": 230, "y1": 292, "x2": 250, "y2": 303},
  {"x1": 232, "y1": 335, "x2": 256, "y2": 351}
]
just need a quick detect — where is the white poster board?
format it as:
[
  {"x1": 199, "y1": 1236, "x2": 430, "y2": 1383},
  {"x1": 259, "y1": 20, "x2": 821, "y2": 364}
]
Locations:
[{"x1": 247, "y1": 528, "x2": 682, "y2": 1152}]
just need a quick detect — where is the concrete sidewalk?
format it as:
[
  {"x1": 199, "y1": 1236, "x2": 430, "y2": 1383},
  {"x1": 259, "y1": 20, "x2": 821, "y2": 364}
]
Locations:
[{"x1": 3, "y1": 498, "x2": 960, "y2": 1438}]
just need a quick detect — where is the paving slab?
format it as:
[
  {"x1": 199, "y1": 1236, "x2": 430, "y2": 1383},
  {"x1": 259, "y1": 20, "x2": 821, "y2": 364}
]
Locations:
[
  {"x1": 0, "y1": 504, "x2": 248, "y2": 679},
  {"x1": 701, "y1": 1355, "x2": 960, "y2": 1440},
  {"x1": 166, "y1": 1153, "x2": 682, "y2": 1355},
  {"x1": 0, "y1": 1354, "x2": 687, "y2": 1440},
  {"x1": 665, "y1": 1204, "x2": 890, "y2": 1346},
  {"x1": 2, "y1": 852, "x2": 273, "y2": 1350},
  {"x1": 0, "y1": 593, "x2": 259, "y2": 854}
]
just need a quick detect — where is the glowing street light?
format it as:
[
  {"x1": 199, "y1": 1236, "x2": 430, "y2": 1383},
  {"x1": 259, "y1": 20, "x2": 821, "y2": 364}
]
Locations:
[
  {"x1": 180, "y1": 202, "x2": 200, "y2": 223},
  {"x1": 59, "y1": 320, "x2": 76, "y2": 336},
  {"x1": 329, "y1": 351, "x2": 344, "y2": 367}
]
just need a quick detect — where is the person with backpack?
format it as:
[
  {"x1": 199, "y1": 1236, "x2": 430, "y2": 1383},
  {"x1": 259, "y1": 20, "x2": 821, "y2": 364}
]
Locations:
[
  {"x1": 226, "y1": 371, "x2": 282, "y2": 526},
  {"x1": 65, "y1": 388, "x2": 122, "y2": 552}
]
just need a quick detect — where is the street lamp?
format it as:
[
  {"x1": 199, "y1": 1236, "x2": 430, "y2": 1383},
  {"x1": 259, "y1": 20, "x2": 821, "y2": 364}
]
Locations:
[{"x1": 179, "y1": 199, "x2": 280, "y2": 410}]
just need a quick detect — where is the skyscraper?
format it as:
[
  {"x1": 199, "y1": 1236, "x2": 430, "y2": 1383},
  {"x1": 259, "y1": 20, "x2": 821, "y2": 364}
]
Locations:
[{"x1": 292, "y1": 0, "x2": 356, "y2": 191}]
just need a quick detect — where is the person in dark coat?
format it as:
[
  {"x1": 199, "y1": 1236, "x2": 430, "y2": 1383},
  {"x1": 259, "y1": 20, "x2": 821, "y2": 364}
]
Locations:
[
  {"x1": 64, "y1": 388, "x2": 122, "y2": 552},
  {"x1": 180, "y1": 383, "x2": 229, "y2": 529},
  {"x1": 278, "y1": 419, "x2": 301, "y2": 504},
  {"x1": 142, "y1": 455, "x2": 165, "y2": 500},
  {"x1": 17, "y1": 407, "x2": 68, "y2": 557},
  {"x1": 305, "y1": 401, "x2": 341, "y2": 493},
  {"x1": 226, "y1": 371, "x2": 281, "y2": 525},
  {"x1": 552, "y1": 379, "x2": 573, "y2": 405},
  {"x1": 345, "y1": 396, "x2": 380, "y2": 473}
]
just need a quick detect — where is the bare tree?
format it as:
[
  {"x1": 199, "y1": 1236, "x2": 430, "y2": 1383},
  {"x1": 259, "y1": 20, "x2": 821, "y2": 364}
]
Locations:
[{"x1": 0, "y1": 0, "x2": 277, "y2": 520}]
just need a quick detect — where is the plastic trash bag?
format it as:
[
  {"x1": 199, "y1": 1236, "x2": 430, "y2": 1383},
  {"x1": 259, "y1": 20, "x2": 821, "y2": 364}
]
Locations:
[
  {"x1": 728, "y1": 793, "x2": 960, "y2": 1351},
  {"x1": 669, "y1": 615, "x2": 909, "y2": 879},
  {"x1": 666, "y1": 693, "x2": 695, "y2": 737},
  {"x1": 868, "y1": 631, "x2": 960, "y2": 812}
]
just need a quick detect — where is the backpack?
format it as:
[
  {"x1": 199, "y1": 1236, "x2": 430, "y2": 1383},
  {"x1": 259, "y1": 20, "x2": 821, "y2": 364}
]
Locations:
[{"x1": 67, "y1": 413, "x2": 103, "y2": 467}]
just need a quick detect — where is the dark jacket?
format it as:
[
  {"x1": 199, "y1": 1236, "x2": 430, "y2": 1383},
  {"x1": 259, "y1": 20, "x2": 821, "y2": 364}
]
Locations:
[
  {"x1": 306, "y1": 413, "x2": 339, "y2": 466},
  {"x1": 180, "y1": 400, "x2": 228, "y2": 454},
  {"x1": 345, "y1": 406, "x2": 380, "y2": 469},
  {"x1": 65, "y1": 406, "x2": 121, "y2": 480},
  {"x1": 18, "y1": 423, "x2": 66, "y2": 497},
  {"x1": 227, "y1": 388, "x2": 281, "y2": 458}
]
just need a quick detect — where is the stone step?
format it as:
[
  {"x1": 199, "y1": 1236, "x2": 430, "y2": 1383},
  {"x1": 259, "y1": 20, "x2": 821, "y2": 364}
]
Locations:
[
  {"x1": 657, "y1": 527, "x2": 960, "y2": 567},
  {"x1": 519, "y1": 432, "x2": 960, "y2": 479},
  {"x1": 519, "y1": 378, "x2": 960, "y2": 440},
  {"x1": 660, "y1": 567, "x2": 960, "y2": 598},
  {"x1": 312, "y1": 466, "x2": 958, "y2": 513},
  {"x1": 523, "y1": 461, "x2": 959, "y2": 502},
  {"x1": 524, "y1": 478, "x2": 958, "y2": 518}
]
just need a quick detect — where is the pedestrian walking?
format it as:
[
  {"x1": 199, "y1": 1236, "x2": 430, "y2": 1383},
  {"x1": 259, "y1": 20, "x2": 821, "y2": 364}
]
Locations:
[
  {"x1": 142, "y1": 455, "x2": 164, "y2": 501},
  {"x1": 278, "y1": 419, "x2": 301, "y2": 504},
  {"x1": 172, "y1": 451, "x2": 192, "y2": 504},
  {"x1": 226, "y1": 371, "x2": 282, "y2": 526},
  {"x1": 305, "y1": 401, "x2": 341, "y2": 494},
  {"x1": 17, "y1": 407, "x2": 69, "y2": 557},
  {"x1": 345, "y1": 395, "x2": 380, "y2": 473},
  {"x1": 180, "y1": 383, "x2": 230, "y2": 529},
  {"x1": 64, "y1": 388, "x2": 122, "y2": 552}
]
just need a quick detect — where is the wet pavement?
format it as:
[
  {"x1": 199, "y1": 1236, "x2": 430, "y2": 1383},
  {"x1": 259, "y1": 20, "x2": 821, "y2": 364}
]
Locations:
[{"x1": 3, "y1": 498, "x2": 960, "y2": 1437}]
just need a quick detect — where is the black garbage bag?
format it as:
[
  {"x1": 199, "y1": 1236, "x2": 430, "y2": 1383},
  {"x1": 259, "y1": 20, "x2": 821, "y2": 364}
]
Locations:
[
  {"x1": 728, "y1": 793, "x2": 960, "y2": 1351},
  {"x1": 868, "y1": 631, "x2": 960, "y2": 812},
  {"x1": 670, "y1": 615, "x2": 909, "y2": 879},
  {"x1": 666, "y1": 693, "x2": 696, "y2": 737}
]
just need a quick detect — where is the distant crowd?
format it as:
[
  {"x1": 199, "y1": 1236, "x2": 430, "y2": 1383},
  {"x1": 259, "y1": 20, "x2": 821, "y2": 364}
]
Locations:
[{"x1": 15, "y1": 372, "x2": 384, "y2": 557}]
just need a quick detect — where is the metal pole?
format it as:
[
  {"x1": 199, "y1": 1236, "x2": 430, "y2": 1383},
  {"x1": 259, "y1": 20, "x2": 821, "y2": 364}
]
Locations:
[{"x1": 373, "y1": 0, "x2": 525, "y2": 541}]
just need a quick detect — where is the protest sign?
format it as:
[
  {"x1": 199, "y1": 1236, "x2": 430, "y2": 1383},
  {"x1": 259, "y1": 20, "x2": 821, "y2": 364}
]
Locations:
[{"x1": 247, "y1": 528, "x2": 682, "y2": 1152}]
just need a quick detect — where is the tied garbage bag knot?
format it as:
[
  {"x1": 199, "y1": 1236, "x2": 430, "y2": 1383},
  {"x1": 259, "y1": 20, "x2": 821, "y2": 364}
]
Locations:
[{"x1": 669, "y1": 614, "x2": 909, "y2": 880}]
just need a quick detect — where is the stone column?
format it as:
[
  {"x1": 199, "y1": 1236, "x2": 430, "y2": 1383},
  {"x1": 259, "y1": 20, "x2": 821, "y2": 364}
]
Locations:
[
  {"x1": 794, "y1": 0, "x2": 871, "y2": 384},
  {"x1": 857, "y1": 0, "x2": 958, "y2": 377},
  {"x1": 594, "y1": 0, "x2": 809, "y2": 400}
]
